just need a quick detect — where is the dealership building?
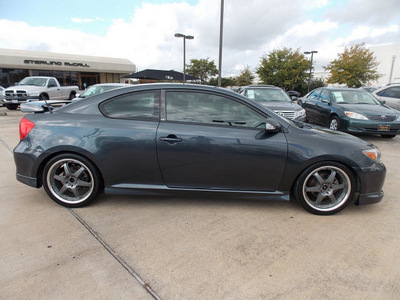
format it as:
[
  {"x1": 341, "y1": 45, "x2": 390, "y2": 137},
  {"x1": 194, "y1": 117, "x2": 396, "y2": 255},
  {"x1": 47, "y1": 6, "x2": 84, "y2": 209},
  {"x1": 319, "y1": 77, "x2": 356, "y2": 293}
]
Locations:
[{"x1": 0, "y1": 48, "x2": 136, "y2": 89}]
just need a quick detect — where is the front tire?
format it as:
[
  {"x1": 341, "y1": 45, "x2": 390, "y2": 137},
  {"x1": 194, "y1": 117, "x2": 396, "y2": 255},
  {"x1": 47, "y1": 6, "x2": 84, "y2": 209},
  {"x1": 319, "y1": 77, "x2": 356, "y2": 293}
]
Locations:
[
  {"x1": 5, "y1": 104, "x2": 18, "y2": 110},
  {"x1": 39, "y1": 94, "x2": 49, "y2": 100},
  {"x1": 381, "y1": 134, "x2": 396, "y2": 139},
  {"x1": 294, "y1": 162, "x2": 355, "y2": 215},
  {"x1": 42, "y1": 154, "x2": 102, "y2": 208},
  {"x1": 329, "y1": 116, "x2": 340, "y2": 130}
]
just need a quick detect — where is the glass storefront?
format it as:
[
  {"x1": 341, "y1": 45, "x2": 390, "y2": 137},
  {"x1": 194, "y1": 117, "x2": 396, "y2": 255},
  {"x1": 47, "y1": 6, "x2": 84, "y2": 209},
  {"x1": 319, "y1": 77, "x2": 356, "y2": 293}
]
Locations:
[{"x1": 0, "y1": 69, "x2": 29, "y2": 87}]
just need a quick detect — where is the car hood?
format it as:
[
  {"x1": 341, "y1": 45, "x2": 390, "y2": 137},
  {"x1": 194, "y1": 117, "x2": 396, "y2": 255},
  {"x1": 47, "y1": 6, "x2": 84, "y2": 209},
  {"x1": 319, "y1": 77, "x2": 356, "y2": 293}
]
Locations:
[
  {"x1": 297, "y1": 122, "x2": 374, "y2": 148},
  {"x1": 259, "y1": 101, "x2": 302, "y2": 111},
  {"x1": 6, "y1": 85, "x2": 43, "y2": 92},
  {"x1": 338, "y1": 103, "x2": 399, "y2": 115}
]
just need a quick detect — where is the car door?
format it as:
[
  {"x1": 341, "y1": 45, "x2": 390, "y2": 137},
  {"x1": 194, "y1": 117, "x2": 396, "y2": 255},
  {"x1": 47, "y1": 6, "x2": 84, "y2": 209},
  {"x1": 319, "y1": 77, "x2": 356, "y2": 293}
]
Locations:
[
  {"x1": 302, "y1": 89, "x2": 321, "y2": 124},
  {"x1": 156, "y1": 90, "x2": 288, "y2": 192},
  {"x1": 47, "y1": 78, "x2": 62, "y2": 99},
  {"x1": 314, "y1": 89, "x2": 333, "y2": 126}
]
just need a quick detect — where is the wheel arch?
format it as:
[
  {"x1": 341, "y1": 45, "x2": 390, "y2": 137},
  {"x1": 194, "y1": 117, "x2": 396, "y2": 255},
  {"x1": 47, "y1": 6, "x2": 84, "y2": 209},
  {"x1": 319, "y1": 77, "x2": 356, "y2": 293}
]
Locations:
[
  {"x1": 39, "y1": 92, "x2": 49, "y2": 100},
  {"x1": 290, "y1": 159, "x2": 361, "y2": 202},
  {"x1": 36, "y1": 150, "x2": 105, "y2": 191}
]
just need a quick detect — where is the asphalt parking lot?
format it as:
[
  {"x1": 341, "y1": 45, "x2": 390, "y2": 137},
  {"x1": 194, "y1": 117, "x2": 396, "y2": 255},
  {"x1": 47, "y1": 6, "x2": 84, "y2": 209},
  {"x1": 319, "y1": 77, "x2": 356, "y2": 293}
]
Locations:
[{"x1": 1, "y1": 106, "x2": 400, "y2": 299}]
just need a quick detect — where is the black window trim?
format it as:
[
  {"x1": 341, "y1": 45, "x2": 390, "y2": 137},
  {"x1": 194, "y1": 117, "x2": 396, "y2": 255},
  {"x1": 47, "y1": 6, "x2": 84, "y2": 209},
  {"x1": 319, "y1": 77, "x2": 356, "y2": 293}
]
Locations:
[{"x1": 161, "y1": 88, "x2": 274, "y2": 129}]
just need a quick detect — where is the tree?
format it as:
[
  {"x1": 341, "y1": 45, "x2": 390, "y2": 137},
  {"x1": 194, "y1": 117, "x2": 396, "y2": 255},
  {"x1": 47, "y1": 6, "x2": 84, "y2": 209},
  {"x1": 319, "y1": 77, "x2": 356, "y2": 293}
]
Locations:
[
  {"x1": 324, "y1": 43, "x2": 381, "y2": 88},
  {"x1": 235, "y1": 66, "x2": 255, "y2": 86},
  {"x1": 186, "y1": 58, "x2": 218, "y2": 84},
  {"x1": 256, "y1": 48, "x2": 310, "y2": 91},
  {"x1": 208, "y1": 77, "x2": 236, "y2": 87}
]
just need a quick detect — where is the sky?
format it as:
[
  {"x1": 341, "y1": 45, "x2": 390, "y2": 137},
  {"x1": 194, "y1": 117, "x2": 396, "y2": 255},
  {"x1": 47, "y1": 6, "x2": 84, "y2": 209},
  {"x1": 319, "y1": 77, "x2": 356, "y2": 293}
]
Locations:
[{"x1": 0, "y1": 0, "x2": 399, "y2": 77}]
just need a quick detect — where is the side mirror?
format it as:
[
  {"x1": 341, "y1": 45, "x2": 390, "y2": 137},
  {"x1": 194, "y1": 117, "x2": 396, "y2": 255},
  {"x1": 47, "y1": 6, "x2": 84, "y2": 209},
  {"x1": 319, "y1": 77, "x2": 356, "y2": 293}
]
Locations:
[
  {"x1": 379, "y1": 100, "x2": 386, "y2": 105},
  {"x1": 265, "y1": 118, "x2": 281, "y2": 133}
]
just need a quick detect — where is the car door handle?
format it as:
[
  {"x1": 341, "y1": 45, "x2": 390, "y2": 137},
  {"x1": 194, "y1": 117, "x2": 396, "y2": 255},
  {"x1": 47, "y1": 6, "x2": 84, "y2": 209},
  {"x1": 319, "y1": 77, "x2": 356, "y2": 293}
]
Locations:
[{"x1": 159, "y1": 135, "x2": 182, "y2": 143}]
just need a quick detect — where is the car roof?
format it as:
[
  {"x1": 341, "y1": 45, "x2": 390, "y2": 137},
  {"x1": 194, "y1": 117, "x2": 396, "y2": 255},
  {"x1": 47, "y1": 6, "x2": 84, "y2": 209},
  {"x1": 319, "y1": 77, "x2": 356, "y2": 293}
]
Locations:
[{"x1": 240, "y1": 85, "x2": 279, "y2": 89}]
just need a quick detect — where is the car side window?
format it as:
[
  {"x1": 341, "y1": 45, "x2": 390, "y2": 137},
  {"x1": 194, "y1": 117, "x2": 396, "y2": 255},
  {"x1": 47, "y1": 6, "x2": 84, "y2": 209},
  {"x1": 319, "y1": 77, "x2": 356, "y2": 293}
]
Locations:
[
  {"x1": 308, "y1": 90, "x2": 320, "y2": 100},
  {"x1": 100, "y1": 91, "x2": 159, "y2": 120},
  {"x1": 380, "y1": 87, "x2": 400, "y2": 98},
  {"x1": 48, "y1": 79, "x2": 57, "y2": 88},
  {"x1": 319, "y1": 90, "x2": 330, "y2": 103},
  {"x1": 165, "y1": 91, "x2": 267, "y2": 128}
]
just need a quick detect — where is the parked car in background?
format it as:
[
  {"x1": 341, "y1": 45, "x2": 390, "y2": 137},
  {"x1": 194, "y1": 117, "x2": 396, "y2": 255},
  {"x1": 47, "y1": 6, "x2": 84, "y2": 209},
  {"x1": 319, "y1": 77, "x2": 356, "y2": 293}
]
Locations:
[
  {"x1": 300, "y1": 87, "x2": 400, "y2": 138},
  {"x1": 15, "y1": 84, "x2": 385, "y2": 215},
  {"x1": 74, "y1": 83, "x2": 129, "y2": 101},
  {"x1": 372, "y1": 83, "x2": 400, "y2": 110},
  {"x1": 359, "y1": 86, "x2": 378, "y2": 93},
  {"x1": 0, "y1": 86, "x2": 4, "y2": 106},
  {"x1": 3, "y1": 76, "x2": 78, "y2": 110},
  {"x1": 237, "y1": 85, "x2": 306, "y2": 122}
]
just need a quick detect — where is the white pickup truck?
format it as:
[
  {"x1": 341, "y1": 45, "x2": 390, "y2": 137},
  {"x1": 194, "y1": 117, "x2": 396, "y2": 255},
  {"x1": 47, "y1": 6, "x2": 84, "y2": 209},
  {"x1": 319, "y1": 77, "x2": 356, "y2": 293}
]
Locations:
[{"x1": 3, "y1": 76, "x2": 78, "y2": 110}]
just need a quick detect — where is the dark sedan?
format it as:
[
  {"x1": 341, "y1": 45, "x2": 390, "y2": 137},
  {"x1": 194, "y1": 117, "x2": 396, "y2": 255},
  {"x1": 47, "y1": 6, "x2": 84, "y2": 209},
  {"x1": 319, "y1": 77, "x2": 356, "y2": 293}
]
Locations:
[
  {"x1": 14, "y1": 84, "x2": 385, "y2": 215},
  {"x1": 237, "y1": 85, "x2": 307, "y2": 122},
  {"x1": 301, "y1": 87, "x2": 400, "y2": 138}
]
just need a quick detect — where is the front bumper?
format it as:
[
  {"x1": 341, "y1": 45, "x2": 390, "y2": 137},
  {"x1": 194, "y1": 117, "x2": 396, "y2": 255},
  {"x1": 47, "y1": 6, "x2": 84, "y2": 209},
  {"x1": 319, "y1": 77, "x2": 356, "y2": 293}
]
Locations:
[
  {"x1": 343, "y1": 119, "x2": 400, "y2": 136},
  {"x1": 4, "y1": 96, "x2": 40, "y2": 103},
  {"x1": 355, "y1": 162, "x2": 386, "y2": 205}
]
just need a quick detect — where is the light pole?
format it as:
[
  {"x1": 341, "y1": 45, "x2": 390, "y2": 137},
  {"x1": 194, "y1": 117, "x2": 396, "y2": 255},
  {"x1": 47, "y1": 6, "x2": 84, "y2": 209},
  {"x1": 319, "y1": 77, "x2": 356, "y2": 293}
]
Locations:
[
  {"x1": 175, "y1": 33, "x2": 194, "y2": 84},
  {"x1": 304, "y1": 50, "x2": 318, "y2": 92},
  {"x1": 218, "y1": 0, "x2": 224, "y2": 87}
]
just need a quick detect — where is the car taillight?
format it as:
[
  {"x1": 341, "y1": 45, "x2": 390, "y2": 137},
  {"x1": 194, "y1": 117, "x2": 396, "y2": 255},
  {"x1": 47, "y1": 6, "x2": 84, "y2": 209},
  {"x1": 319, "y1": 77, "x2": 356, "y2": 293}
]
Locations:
[{"x1": 19, "y1": 117, "x2": 35, "y2": 140}]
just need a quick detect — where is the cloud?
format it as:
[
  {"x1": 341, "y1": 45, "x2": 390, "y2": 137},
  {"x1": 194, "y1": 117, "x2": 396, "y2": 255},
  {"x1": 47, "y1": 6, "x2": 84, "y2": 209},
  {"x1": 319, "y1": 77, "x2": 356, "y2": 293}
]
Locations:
[{"x1": 1, "y1": 0, "x2": 399, "y2": 77}]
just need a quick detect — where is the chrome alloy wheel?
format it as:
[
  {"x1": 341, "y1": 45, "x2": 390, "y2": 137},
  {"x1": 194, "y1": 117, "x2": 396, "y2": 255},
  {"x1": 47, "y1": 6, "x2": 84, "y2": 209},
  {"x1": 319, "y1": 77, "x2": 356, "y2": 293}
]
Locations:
[
  {"x1": 302, "y1": 165, "x2": 351, "y2": 213},
  {"x1": 329, "y1": 118, "x2": 339, "y2": 130},
  {"x1": 46, "y1": 158, "x2": 94, "y2": 204}
]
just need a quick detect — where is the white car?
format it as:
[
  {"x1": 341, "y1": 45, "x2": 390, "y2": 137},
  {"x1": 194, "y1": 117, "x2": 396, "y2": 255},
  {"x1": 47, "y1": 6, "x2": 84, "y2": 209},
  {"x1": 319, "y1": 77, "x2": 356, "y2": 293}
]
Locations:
[
  {"x1": 0, "y1": 86, "x2": 4, "y2": 106},
  {"x1": 373, "y1": 84, "x2": 400, "y2": 110}
]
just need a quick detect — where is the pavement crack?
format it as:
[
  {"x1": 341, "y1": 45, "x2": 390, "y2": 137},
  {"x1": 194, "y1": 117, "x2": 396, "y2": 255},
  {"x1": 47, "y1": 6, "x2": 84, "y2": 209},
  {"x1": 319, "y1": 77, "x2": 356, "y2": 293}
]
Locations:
[
  {"x1": 0, "y1": 137, "x2": 14, "y2": 154},
  {"x1": 68, "y1": 208, "x2": 162, "y2": 300}
]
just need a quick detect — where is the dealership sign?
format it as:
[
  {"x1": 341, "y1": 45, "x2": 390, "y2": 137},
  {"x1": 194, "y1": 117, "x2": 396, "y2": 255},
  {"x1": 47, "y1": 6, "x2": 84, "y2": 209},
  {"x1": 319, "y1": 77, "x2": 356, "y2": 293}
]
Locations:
[{"x1": 24, "y1": 59, "x2": 90, "y2": 67}]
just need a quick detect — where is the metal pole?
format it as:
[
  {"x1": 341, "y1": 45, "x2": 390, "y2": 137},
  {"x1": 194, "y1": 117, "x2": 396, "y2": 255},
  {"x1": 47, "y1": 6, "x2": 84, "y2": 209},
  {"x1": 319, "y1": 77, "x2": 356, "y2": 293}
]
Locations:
[
  {"x1": 304, "y1": 51, "x2": 317, "y2": 93},
  {"x1": 183, "y1": 37, "x2": 186, "y2": 84},
  {"x1": 308, "y1": 52, "x2": 314, "y2": 92},
  {"x1": 218, "y1": 0, "x2": 224, "y2": 87},
  {"x1": 389, "y1": 55, "x2": 396, "y2": 84}
]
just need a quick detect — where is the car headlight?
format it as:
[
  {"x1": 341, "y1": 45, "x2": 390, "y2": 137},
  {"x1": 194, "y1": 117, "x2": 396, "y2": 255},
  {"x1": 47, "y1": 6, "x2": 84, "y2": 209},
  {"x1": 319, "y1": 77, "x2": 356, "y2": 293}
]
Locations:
[
  {"x1": 293, "y1": 108, "x2": 306, "y2": 119},
  {"x1": 362, "y1": 148, "x2": 382, "y2": 163},
  {"x1": 345, "y1": 111, "x2": 368, "y2": 120},
  {"x1": 28, "y1": 91, "x2": 39, "y2": 96},
  {"x1": 397, "y1": 115, "x2": 400, "y2": 121}
]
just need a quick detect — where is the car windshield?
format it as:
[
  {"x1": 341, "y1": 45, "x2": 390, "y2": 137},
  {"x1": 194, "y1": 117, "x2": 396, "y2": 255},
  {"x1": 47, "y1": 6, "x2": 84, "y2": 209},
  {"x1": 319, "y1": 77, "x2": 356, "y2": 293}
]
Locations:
[
  {"x1": 79, "y1": 85, "x2": 122, "y2": 98},
  {"x1": 332, "y1": 90, "x2": 381, "y2": 105},
  {"x1": 18, "y1": 77, "x2": 47, "y2": 87},
  {"x1": 246, "y1": 88, "x2": 291, "y2": 103}
]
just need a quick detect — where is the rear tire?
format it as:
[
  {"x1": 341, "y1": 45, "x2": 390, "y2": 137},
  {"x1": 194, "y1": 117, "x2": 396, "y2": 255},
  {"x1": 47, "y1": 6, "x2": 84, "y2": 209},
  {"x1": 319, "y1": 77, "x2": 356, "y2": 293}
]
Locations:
[
  {"x1": 42, "y1": 154, "x2": 103, "y2": 208},
  {"x1": 294, "y1": 162, "x2": 355, "y2": 215}
]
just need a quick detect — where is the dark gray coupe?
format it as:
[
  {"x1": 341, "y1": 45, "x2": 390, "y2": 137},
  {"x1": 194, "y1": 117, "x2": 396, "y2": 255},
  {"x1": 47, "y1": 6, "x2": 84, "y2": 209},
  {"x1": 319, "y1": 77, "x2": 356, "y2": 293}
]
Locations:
[{"x1": 14, "y1": 84, "x2": 386, "y2": 215}]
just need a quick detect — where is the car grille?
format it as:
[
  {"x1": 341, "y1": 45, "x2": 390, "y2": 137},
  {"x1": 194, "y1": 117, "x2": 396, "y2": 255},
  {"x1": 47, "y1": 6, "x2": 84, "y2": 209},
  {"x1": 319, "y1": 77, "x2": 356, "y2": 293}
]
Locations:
[
  {"x1": 368, "y1": 115, "x2": 397, "y2": 122},
  {"x1": 5, "y1": 90, "x2": 28, "y2": 98},
  {"x1": 273, "y1": 110, "x2": 295, "y2": 120}
]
